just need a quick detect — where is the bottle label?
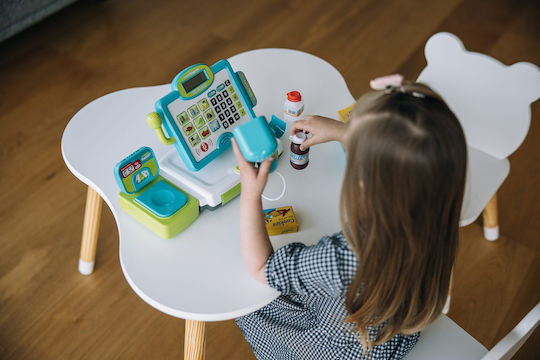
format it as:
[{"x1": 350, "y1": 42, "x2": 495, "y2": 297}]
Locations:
[
  {"x1": 290, "y1": 152, "x2": 308, "y2": 165},
  {"x1": 284, "y1": 105, "x2": 304, "y2": 117}
]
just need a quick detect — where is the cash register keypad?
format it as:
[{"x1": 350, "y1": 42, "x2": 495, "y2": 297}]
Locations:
[
  {"x1": 175, "y1": 77, "x2": 247, "y2": 159},
  {"x1": 205, "y1": 79, "x2": 245, "y2": 131}
]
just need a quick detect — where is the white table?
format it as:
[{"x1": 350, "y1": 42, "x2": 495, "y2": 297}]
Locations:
[
  {"x1": 62, "y1": 49, "x2": 354, "y2": 358},
  {"x1": 62, "y1": 49, "x2": 487, "y2": 359}
]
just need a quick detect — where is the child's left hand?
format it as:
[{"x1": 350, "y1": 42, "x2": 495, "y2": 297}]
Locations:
[{"x1": 231, "y1": 138, "x2": 274, "y2": 200}]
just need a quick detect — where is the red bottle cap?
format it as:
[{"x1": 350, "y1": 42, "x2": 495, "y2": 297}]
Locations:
[{"x1": 287, "y1": 91, "x2": 302, "y2": 102}]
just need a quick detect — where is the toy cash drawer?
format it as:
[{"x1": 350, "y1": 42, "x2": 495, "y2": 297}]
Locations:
[{"x1": 147, "y1": 60, "x2": 257, "y2": 171}]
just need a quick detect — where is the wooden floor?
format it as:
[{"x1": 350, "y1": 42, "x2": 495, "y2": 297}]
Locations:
[{"x1": 0, "y1": 0, "x2": 539, "y2": 358}]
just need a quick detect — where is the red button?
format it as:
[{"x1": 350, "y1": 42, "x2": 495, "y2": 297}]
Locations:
[{"x1": 200, "y1": 142, "x2": 209, "y2": 152}]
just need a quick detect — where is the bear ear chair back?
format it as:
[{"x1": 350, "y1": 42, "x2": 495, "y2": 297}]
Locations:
[
  {"x1": 508, "y1": 62, "x2": 540, "y2": 104},
  {"x1": 417, "y1": 32, "x2": 540, "y2": 241},
  {"x1": 419, "y1": 32, "x2": 540, "y2": 160}
]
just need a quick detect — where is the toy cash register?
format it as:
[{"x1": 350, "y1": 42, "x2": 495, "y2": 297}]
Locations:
[
  {"x1": 115, "y1": 61, "x2": 282, "y2": 237},
  {"x1": 146, "y1": 60, "x2": 258, "y2": 172},
  {"x1": 114, "y1": 147, "x2": 199, "y2": 239}
]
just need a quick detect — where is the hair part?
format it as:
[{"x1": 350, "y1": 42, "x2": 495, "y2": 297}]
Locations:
[{"x1": 340, "y1": 83, "x2": 467, "y2": 352}]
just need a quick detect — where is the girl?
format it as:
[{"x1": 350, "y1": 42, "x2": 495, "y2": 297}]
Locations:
[{"x1": 231, "y1": 80, "x2": 467, "y2": 359}]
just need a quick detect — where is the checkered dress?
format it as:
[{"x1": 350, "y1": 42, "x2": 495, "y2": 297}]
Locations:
[{"x1": 236, "y1": 232, "x2": 420, "y2": 359}]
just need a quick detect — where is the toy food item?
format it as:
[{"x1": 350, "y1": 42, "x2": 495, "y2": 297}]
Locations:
[
  {"x1": 289, "y1": 131, "x2": 309, "y2": 170},
  {"x1": 338, "y1": 103, "x2": 355, "y2": 123},
  {"x1": 263, "y1": 206, "x2": 298, "y2": 236},
  {"x1": 284, "y1": 91, "x2": 304, "y2": 121}
]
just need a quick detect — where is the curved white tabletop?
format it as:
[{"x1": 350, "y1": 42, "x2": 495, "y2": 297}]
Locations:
[{"x1": 62, "y1": 49, "x2": 355, "y2": 321}]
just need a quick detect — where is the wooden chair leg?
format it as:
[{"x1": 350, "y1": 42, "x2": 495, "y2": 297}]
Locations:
[
  {"x1": 443, "y1": 266, "x2": 454, "y2": 314},
  {"x1": 482, "y1": 193, "x2": 499, "y2": 241},
  {"x1": 185, "y1": 320, "x2": 206, "y2": 360},
  {"x1": 79, "y1": 187, "x2": 103, "y2": 275}
]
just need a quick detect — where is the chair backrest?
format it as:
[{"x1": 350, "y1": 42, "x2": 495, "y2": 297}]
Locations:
[
  {"x1": 403, "y1": 315, "x2": 487, "y2": 359},
  {"x1": 481, "y1": 302, "x2": 540, "y2": 360},
  {"x1": 417, "y1": 32, "x2": 540, "y2": 159},
  {"x1": 404, "y1": 303, "x2": 540, "y2": 359}
]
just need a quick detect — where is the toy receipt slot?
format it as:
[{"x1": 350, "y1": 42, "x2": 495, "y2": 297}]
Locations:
[{"x1": 147, "y1": 60, "x2": 258, "y2": 171}]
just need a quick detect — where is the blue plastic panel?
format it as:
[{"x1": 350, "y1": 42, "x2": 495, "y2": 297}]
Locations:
[{"x1": 114, "y1": 147, "x2": 159, "y2": 194}]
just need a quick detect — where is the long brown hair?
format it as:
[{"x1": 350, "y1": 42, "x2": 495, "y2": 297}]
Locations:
[{"x1": 339, "y1": 83, "x2": 467, "y2": 351}]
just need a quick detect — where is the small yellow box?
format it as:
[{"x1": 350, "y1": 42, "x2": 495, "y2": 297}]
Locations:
[
  {"x1": 338, "y1": 103, "x2": 356, "y2": 123},
  {"x1": 263, "y1": 206, "x2": 298, "y2": 236}
]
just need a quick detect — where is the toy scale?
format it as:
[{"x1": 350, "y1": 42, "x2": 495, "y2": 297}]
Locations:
[{"x1": 114, "y1": 147, "x2": 199, "y2": 239}]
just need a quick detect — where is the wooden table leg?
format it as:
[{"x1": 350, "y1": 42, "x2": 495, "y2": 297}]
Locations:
[
  {"x1": 482, "y1": 193, "x2": 499, "y2": 241},
  {"x1": 79, "y1": 187, "x2": 103, "y2": 275},
  {"x1": 185, "y1": 320, "x2": 206, "y2": 360}
]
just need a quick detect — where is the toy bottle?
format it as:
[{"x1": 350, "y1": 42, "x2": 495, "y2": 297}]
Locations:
[
  {"x1": 289, "y1": 132, "x2": 309, "y2": 170},
  {"x1": 284, "y1": 91, "x2": 304, "y2": 122}
]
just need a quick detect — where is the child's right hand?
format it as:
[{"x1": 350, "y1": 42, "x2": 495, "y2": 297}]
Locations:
[
  {"x1": 231, "y1": 138, "x2": 274, "y2": 201},
  {"x1": 289, "y1": 115, "x2": 346, "y2": 151}
]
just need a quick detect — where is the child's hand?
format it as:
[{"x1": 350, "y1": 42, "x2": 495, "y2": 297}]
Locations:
[
  {"x1": 290, "y1": 115, "x2": 345, "y2": 151},
  {"x1": 231, "y1": 138, "x2": 274, "y2": 200}
]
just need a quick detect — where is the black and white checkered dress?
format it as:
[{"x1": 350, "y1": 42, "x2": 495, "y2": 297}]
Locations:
[{"x1": 236, "y1": 232, "x2": 420, "y2": 359}]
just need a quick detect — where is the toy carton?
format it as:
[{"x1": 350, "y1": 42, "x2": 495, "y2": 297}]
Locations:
[
  {"x1": 338, "y1": 103, "x2": 355, "y2": 123},
  {"x1": 263, "y1": 206, "x2": 298, "y2": 236}
]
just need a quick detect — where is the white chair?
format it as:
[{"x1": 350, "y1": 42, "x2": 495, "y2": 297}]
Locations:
[
  {"x1": 405, "y1": 303, "x2": 540, "y2": 359},
  {"x1": 417, "y1": 32, "x2": 540, "y2": 241}
]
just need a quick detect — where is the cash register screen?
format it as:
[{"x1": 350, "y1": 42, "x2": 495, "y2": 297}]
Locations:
[{"x1": 181, "y1": 71, "x2": 208, "y2": 93}]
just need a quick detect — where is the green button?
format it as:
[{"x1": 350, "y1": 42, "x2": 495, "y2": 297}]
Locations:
[
  {"x1": 183, "y1": 122, "x2": 196, "y2": 136},
  {"x1": 198, "y1": 98, "x2": 210, "y2": 112},
  {"x1": 227, "y1": 85, "x2": 235, "y2": 94},
  {"x1": 208, "y1": 90, "x2": 217, "y2": 98},
  {"x1": 217, "y1": 84, "x2": 225, "y2": 91},
  {"x1": 239, "y1": 108, "x2": 246, "y2": 117},
  {"x1": 194, "y1": 116, "x2": 205, "y2": 129},
  {"x1": 200, "y1": 125, "x2": 211, "y2": 139},
  {"x1": 187, "y1": 104, "x2": 199, "y2": 118},
  {"x1": 231, "y1": 93, "x2": 239, "y2": 102},
  {"x1": 177, "y1": 111, "x2": 189, "y2": 125},
  {"x1": 189, "y1": 133, "x2": 201, "y2": 147},
  {"x1": 203, "y1": 108, "x2": 216, "y2": 121},
  {"x1": 235, "y1": 101, "x2": 243, "y2": 109}
]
